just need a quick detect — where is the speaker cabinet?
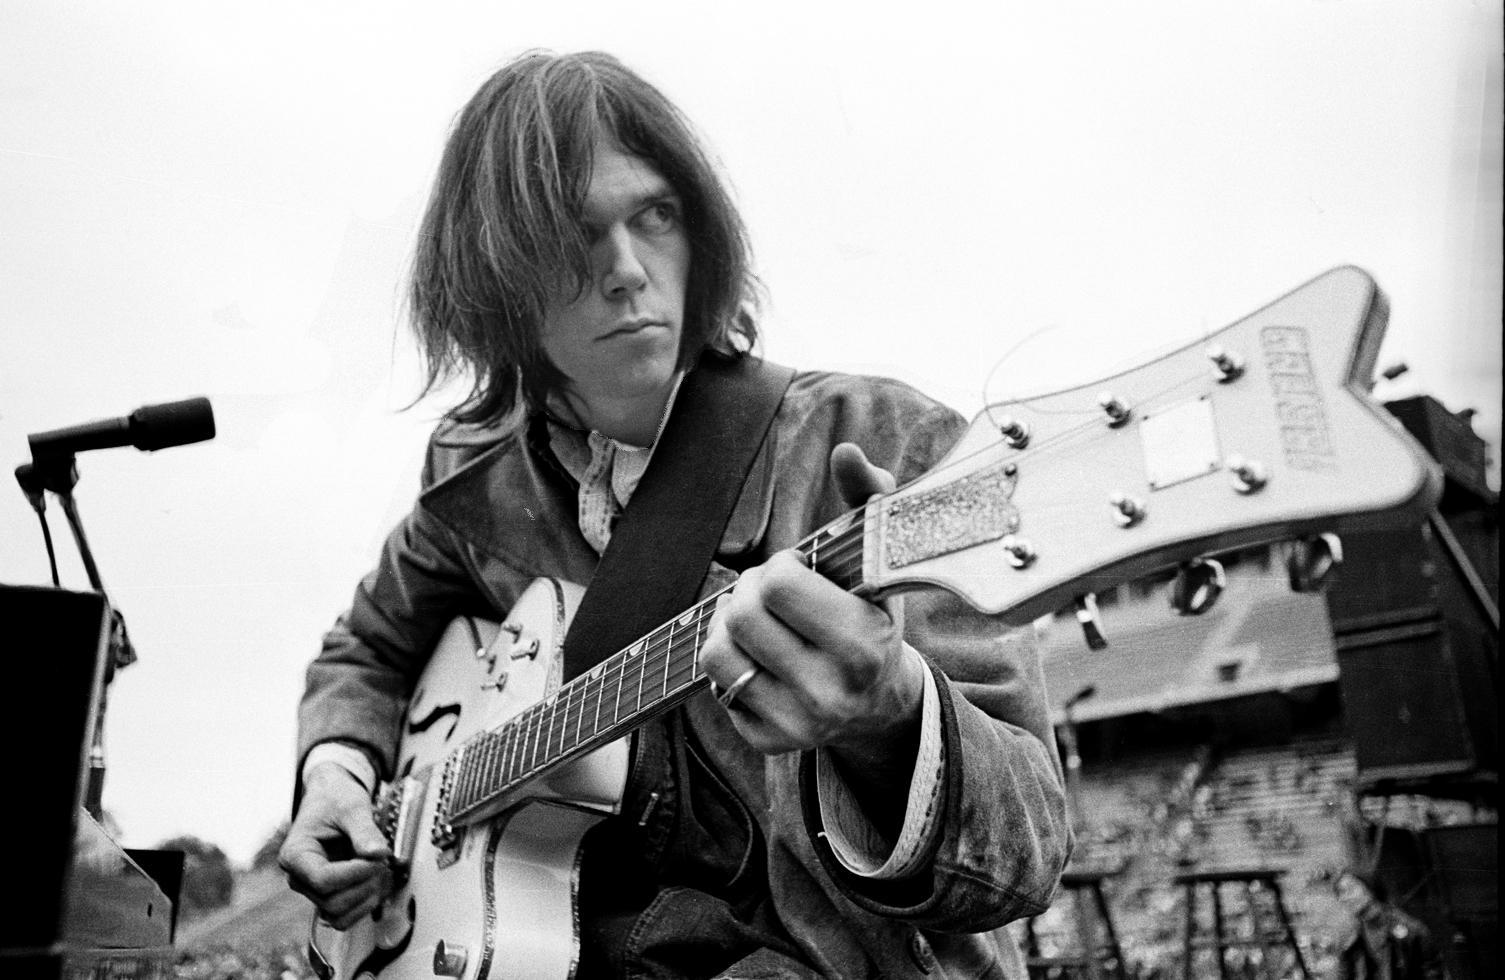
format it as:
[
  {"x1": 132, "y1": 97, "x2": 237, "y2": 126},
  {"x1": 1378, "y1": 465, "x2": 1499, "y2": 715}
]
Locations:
[
  {"x1": 1425, "y1": 823, "x2": 1498, "y2": 978},
  {"x1": 0, "y1": 585, "x2": 175, "y2": 977},
  {"x1": 1336, "y1": 620, "x2": 1497, "y2": 785},
  {"x1": 0, "y1": 585, "x2": 110, "y2": 958}
]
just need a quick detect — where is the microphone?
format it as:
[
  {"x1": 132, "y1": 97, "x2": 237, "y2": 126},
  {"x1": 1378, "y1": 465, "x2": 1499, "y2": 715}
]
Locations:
[{"x1": 28, "y1": 397, "x2": 216, "y2": 459}]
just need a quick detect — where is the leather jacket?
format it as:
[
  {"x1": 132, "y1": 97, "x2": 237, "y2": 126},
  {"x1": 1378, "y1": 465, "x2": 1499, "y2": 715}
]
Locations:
[{"x1": 298, "y1": 366, "x2": 1071, "y2": 978}]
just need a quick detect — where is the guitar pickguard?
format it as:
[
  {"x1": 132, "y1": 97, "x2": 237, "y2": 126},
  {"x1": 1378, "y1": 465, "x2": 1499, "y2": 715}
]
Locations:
[{"x1": 326, "y1": 579, "x2": 630, "y2": 980}]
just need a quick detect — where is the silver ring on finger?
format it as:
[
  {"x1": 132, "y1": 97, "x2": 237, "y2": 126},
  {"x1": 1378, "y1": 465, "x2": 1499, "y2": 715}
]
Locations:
[{"x1": 713, "y1": 665, "x2": 761, "y2": 709}]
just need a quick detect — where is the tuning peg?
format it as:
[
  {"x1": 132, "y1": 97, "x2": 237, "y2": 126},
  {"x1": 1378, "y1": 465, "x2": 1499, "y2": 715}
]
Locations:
[
  {"x1": 1225, "y1": 455, "x2": 1267, "y2": 494},
  {"x1": 510, "y1": 637, "x2": 540, "y2": 660},
  {"x1": 997, "y1": 415, "x2": 1031, "y2": 450},
  {"x1": 1286, "y1": 533, "x2": 1343, "y2": 593},
  {"x1": 1001, "y1": 534, "x2": 1036, "y2": 569},
  {"x1": 1108, "y1": 492, "x2": 1146, "y2": 528},
  {"x1": 1074, "y1": 593, "x2": 1108, "y2": 650},
  {"x1": 1207, "y1": 346, "x2": 1245, "y2": 382},
  {"x1": 1170, "y1": 557, "x2": 1226, "y2": 615},
  {"x1": 480, "y1": 672, "x2": 509, "y2": 692},
  {"x1": 1098, "y1": 393, "x2": 1132, "y2": 427},
  {"x1": 501, "y1": 620, "x2": 523, "y2": 637}
]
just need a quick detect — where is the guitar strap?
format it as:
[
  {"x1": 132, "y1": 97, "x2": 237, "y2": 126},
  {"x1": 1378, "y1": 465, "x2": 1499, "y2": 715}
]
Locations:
[{"x1": 560, "y1": 354, "x2": 796, "y2": 682}]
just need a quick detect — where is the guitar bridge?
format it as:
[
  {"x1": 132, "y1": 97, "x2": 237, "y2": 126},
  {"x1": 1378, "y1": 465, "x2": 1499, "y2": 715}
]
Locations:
[{"x1": 374, "y1": 775, "x2": 427, "y2": 871}]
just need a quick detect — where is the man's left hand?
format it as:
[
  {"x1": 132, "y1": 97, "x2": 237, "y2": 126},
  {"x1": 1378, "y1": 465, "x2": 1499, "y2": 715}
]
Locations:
[{"x1": 701, "y1": 443, "x2": 926, "y2": 792}]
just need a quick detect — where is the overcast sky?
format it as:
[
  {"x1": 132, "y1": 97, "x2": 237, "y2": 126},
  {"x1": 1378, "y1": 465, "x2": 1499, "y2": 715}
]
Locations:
[{"x1": 2, "y1": 0, "x2": 1499, "y2": 867}]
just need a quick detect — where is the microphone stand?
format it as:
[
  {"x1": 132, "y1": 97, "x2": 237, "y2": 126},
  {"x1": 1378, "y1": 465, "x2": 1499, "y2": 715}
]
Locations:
[
  {"x1": 1059, "y1": 684, "x2": 1097, "y2": 830},
  {"x1": 30, "y1": 452, "x2": 137, "y2": 822}
]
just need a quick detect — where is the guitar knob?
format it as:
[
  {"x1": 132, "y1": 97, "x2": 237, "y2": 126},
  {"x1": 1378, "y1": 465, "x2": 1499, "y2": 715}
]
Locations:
[
  {"x1": 432, "y1": 939, "x2": 468, "y2": 977},
  {"x1": 1001, "y1": 535, "x2": 1036, "y2": 569}
]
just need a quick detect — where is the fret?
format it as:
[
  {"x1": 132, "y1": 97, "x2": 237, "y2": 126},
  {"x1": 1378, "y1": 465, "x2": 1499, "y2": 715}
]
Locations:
[
  {"x1": 459, "y1": 738, "x2": 478, "y2": 810},
  {"x1": 499, "y1": 720, "x2": 518, "y2": 790},
  {"x1": 548, "y1": 693, "x2": 564, "y2": 760},
  {"x1": 553, "y1": 686, "x2": 569, "y2": 757},
  {"x1": 634, "y1": 639, "x2": 646, "y2": 712},
  {"x1": 614, "y1": 648, "x2": 627, "y2": 724},
  {"x1": 591, "y1": 663, "x2": 604, "y2": 739},
  {"x1": 668, "y1": 609, "x2": 694, "y2": 692},
  {"x1": 523, "y1": 703, "x2": 541, "y2": 774},
  {"x1": 692, "y1": 606, "x2": 711, "y2": 682},
  {"x1": 579, "y1": 669, "x2": 596, "y2": 744},
  {"x1": 565, "y1": 679, "x2": 582, "y2": 751},
  {"x1": 665, "y1": 620, "x2": 677, "y2": 698},
  {"x1": 478, "y1": 733, "x2": 496, "y2": 801}
]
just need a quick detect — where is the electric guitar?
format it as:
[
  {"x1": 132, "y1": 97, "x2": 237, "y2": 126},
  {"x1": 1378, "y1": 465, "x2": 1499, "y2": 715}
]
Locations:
[{"x1": 310, "y1": 266, "x2": 1441, "y2": 980}]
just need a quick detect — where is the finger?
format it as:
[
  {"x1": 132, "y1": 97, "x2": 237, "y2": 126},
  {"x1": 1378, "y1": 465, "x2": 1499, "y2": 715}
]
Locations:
[
  {"x1": 711, "y1": 559, "x2": 823, "y2": 680},
  {"x1": 339, "y1": 810, "x2": 393, "y2": 862},
  {"x1": 829, "y1": 442, "x2": 895, "y2": 509},
  {"x1": 317, "y1": 868, "x2": 393, "y2": 929},
  {"x1": 722, "y1": 705, "x2": 806, "y2": 756},
  {"x1": 290, "y1": 855, "x2": 390, "y2": 901},
  {"x1": 750, "y1": 551, "x2": 899, "y2": 673}
]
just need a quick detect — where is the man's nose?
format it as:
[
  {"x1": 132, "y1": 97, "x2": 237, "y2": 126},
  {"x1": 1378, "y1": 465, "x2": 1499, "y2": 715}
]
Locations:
[{"x1": 600, "y1": 227, "x2": 648, "y2": 297}]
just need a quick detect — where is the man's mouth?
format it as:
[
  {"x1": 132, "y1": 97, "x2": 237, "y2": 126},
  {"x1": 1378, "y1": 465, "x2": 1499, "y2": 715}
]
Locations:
[{"x1": 603, "y1": 317, "x2": 663, "y2": 339}]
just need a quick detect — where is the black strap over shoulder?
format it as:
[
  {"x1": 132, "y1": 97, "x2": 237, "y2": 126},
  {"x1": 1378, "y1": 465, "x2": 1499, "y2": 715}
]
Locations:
[{"x1": 560, "y1": 354, "x2": 796, "y2": 681}]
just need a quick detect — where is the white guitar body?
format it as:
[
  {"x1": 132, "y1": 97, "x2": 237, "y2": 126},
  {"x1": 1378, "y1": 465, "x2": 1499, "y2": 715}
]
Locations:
[{"x1": 319, "y1": 577, "x2": 628, "y2": 980}]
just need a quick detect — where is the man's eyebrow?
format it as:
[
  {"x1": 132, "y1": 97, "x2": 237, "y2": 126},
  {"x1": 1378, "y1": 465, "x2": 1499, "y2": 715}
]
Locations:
[{"x1": 581, "y1": 186, "x2": 682, "y2": 228}]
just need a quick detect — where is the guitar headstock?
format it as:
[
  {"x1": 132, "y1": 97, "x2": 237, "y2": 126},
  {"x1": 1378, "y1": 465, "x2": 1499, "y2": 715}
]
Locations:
[{"x1": 863, "y1": 266, "x2": 1443, "y2": 621}]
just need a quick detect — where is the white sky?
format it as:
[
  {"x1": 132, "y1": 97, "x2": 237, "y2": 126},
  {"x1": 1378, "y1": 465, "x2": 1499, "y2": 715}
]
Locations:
[{"x1": 2, "y1": 0, "x2": 1499, "y2": 868}]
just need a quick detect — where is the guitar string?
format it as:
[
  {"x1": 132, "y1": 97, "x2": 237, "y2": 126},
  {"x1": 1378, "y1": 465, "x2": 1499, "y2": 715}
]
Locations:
[
  {"x1": 453, "y1": 364, "x2": 1218, "y2": 810},
  {"x1": 456, "y1": 524, "x2": 874, "y2": 807},
  {"x1": 459, "y1": 525, "x2": 872, "y2": 804}
]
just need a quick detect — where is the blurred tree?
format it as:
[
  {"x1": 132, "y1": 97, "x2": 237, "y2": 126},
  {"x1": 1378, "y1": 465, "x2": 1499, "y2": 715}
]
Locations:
[
  {"x1": 157, "y1": 834, "x2": 233, "y2": 918},
  {"x1": 252, "y1": 821, "x2": 289, "y2": 870}
]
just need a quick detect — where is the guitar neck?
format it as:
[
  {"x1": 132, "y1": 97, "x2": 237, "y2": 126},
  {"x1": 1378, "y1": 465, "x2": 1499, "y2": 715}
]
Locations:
[{"x1": 441, "y1": 512, "x2": 869, "y2": 826}]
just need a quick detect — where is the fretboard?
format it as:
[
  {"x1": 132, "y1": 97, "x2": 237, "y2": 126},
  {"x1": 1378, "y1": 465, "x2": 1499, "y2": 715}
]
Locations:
[{"x1": 440, "y1": 509, "x2": 868, "y2": 827}]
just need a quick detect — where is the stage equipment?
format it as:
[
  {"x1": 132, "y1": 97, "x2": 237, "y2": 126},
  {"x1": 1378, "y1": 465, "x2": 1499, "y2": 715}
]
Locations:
[
  {"x1": 0, "y1": 586, "x2": 174, "y2": 978},
  {"x1": 5, "y1": 396, "x2": 216, "y2": 977},
  {"x1": 1328, "y1": 395, "x2": 1497, "y2": 789},
  {"x1": 27, "y1": 396, "x2": 215, "y2": 460},
  {"x1": 1022, "y1": 866, "x2": 1128, "y2": 979},
  {"x1": 1172, "y1": 868, "x2": 1309, "y2": 979}
]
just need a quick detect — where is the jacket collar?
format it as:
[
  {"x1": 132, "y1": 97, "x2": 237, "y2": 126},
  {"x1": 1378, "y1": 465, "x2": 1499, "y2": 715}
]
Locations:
[{"x1": 418, "y1": 374, "x2": 777, "y2": 581}]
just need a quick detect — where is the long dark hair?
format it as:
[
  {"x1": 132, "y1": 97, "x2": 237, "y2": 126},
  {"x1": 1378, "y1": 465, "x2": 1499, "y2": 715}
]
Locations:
[{"x1": 408, "y1": 50, "x2": 761, "y2": 429}]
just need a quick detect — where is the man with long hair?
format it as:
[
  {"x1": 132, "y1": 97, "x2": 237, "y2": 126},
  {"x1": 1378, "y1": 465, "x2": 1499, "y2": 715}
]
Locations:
[{"x1": 280, "y1": 50, "x2": 1068, "y2": 978}]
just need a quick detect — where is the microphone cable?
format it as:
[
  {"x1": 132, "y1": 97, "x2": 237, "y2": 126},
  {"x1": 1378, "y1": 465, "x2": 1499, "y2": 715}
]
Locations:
[{"x1": 14, "y1": 463, "x2": 61, "y2": 587}]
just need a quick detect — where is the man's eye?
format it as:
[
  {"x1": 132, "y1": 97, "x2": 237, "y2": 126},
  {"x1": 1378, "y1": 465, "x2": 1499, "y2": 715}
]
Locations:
[{"x1": 638, "y1": 201, "x2": 680, "y2": 232}]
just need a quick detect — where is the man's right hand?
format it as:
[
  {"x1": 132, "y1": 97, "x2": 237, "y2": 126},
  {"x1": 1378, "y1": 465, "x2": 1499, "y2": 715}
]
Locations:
[{"x1": 278, "y1": 762, "x2": 393, "y2": 930}]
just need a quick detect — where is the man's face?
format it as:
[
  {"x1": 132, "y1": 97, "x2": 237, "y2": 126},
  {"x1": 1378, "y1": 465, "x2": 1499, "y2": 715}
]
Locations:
[{"x1": 540, "y1": 139, "x2": 690, "y2": 433}]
